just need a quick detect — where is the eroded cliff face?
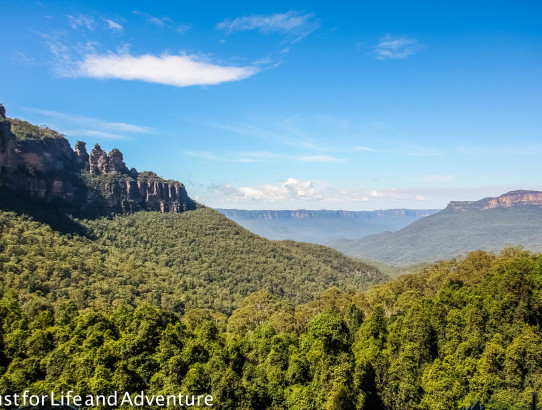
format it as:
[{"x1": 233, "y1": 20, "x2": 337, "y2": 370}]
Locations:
[
  {"x1": 0, "y1": 103, "x2": 195, "y2": 216},
  {"x1": 447, "y1": 190, "x2": 542, "y2": 211},
  {"x1": 1, "y1": 106, "x2": 79, "y2": 202},
  {"x1": 0, "y1": 105, "x2": 18, "y2": 173},
  {"x1": 86, "y1": 178, "x2": 193, "y2": 214}
]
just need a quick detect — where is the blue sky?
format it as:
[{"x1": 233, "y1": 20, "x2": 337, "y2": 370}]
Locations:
[{"x1": 1, "y1": 0, "x2": 542, "y2": 210}]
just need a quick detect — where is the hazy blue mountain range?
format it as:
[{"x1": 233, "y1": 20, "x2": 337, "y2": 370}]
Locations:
[
  {"x1": 330, "y1": 190, "x2": 542, "y2": 266},
  {"x1": 216, "y1": 208, "x2": 440, "y2": 244}
]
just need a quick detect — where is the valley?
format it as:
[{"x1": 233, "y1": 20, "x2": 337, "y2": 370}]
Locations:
[{"x1": 1, "y1": 105, "x2": 542, "y2": 409}]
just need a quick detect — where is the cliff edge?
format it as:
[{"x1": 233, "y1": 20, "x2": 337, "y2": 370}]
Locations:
[
  {"x1": 0, "y1": 103, "x2": 195, "y2": 217},
  {"x1": 446, "y1": 190, "x2": 542, "y2": 211}
]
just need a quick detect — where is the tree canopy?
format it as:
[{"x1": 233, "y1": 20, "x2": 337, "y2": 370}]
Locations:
[{"x1": 1, "y1": 208, "x2": 542, "y2": 408}]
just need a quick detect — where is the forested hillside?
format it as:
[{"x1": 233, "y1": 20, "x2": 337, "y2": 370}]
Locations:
[
  {"x1": 332, "y1": 204, "x2": 542, "y2": 266},
  {"x1": 1, "y1": 236, "x2": 541, "y2": 408},
  {"x1": 0, "y1": 207, "x2": 384, "y2": 314}
]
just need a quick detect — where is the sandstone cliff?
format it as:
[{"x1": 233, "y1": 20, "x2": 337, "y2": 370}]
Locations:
[
  {"x1": 0, "y1": 103, "x2": 195, "y2": 217},
  {"x1": 0, "y1": 105, "x2": 18, "y2": 174},
  {"x1": 446, "y1": 190, "x2": 542, "y2": 211}
]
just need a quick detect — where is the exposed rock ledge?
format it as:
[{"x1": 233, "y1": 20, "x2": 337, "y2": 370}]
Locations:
[
  {"x1": 447, "y1": 190, "x2": 542, "y2": 211},
  {"x1": 0, "y1": 103, "x2": 195, "y2": 217}
]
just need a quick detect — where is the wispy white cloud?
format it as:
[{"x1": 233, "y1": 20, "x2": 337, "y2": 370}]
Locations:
[
  {"x1": 205, "y1": 181, "x2": 542, "y2": 210},
  {"x1": 374, "y1": 35, "x2": 424, "y2": 60},
  {"x1": 369, "y1": 190, "x2": 387, "y2": 198},
  {"x1": 63, "y1": 129, "x2": 126, "y2": 140},
  {"x1": 366, "y1": 188, "x2": 425, "y2": 201},
  {"x1": 132, "y1": 10, "x2": 190, "y2": 33},
  {"x1": 206, "y1": 120, "x2": 442, "y2": 159},
  {"x1": 352, "y1": 144, "x2": 440, "y2": 157},
  {"x1": 184, "y1": 150, "x2": 278, "y2": 163},
  {"x1": 211, "y1": 178, "x2": 323, "y2": 202},
  {"x1": 12, "y1": 52, "x2": 39, "y2": 66},
  {"x1": 67, "y1": 14, "x2": 95, "y2": 30},
  {"x1": 42, "y1": 37, "x2": 72, "y2": 66},
  {"x1": 38, "y1": 30, "x2": 103, "y2": 75},
  {"x1": 184, "y1": 149, "x2": 348, "y2": 163},
  {"x1": 41, "y1": 18, "x2": 247, "y2": 87},
  {"x1": 206, "y1": 178, "x2": 428, "y2": 206},
  {"x1": 238, "y1": 151, "x2": 279, "y2": 160},
  {"x1": 353, "y1": 146, "x2": 382, "y2": 152},
  {"x1": 70, "y1": 53, "x2": 259, "y2": 87},
  {"x1": 209, "y1": 121, "x2": 329, "y2": 151},
  {"x1": 66, "y1": 13, "x2": 124, "y2": 33},
  {"x1": 217, "y1": 11, "x2": 320, "y2": 42},
  {"x1": 184, "y1": 151, "x2": 221, "y2": 161},
  {"x1": 26, "y1": 108, "x2": 152, "y2": 133},
  {"x1": 299, "y1": 155, "x2": 346, "y2": 162},
  {"x1": 325, "y1": 189, "x2": 369, "y2": 203},
  {"x1": 132, "y1": 10, "x2": 171, "y2": 28},
  {"x1": 22, "y1": 107, "x2": 153, "y2": 140},
  {"x1": 175, "y1": 24, "x2": 191, "y2": 34},
  {"x1": 104, "y1": 18, "x2": 123, "y2": 31},
  {"x1": 326, "y1": 187, "x2": 425, "y2": 204}
]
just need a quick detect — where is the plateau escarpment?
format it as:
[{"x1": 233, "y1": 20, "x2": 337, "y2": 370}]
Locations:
[
  {"x1": 447, "y1": 190, "x2": 542, "y2": 210},
  {"x1": 332, "y1": 190, "x2": 542, "y2": 265},
  {"x1": 0, "y1": 103, "x2": 195, "y2": 216},
  {"x1": 218, "y1": 208, "x2": 440, "y2": 244}
]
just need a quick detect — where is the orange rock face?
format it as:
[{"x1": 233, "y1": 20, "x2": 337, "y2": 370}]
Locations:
[{"x1": 447, "y1": 190, "x2": 542, "y2": 211}]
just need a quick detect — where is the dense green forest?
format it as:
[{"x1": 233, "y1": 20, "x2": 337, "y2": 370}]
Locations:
[
  {"x1": 0, "y1": 208, "x2": 383, "y2": 315},
  {"x1": 0, "y1": 207, "x2": 542, "y2": 408},
  {"x1": 1, "y1": 221, "x2": 542, "y2": 409}
]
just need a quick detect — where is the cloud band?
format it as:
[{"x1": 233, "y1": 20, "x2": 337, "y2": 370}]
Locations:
[{"x1": 73, "y1": 53, "x2": 259, "y2": 87}]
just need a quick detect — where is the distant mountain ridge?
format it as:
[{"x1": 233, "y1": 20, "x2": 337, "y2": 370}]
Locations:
[
  {"x1": 447, "y1": 190, "x2": 542, "y2": 210},
  {"x1": 218, "y1": 209, "x2": 437, "y2": 219},
  {"x1": 331, "y1": 190, "x2": 542, "y2": 266},
  {"x1": 217, "y1": 208, "x2": 439, "y2": 244}
]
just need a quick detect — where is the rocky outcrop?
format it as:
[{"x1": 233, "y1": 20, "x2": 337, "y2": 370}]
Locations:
[
  {"x1": 18, "y1": 134, "x2": 76, "y2": 174},
  {"x1": 0, "y1": 103, "x2": 195, "y2": 217},
  {"x1": 1, "y1": 110, "x2": 84, "y2": 204},
  {"x1": 75, "y1": 141, "x2": 89, "y2": 170},
  {"x1": 88, "y1": 179, "x2": 193, "y2": 214},
  {"x1": 0, "y1": 105, "x2": 18, "y2": 174},
  {"x1": 89, "y1": 144, "x2": 108, "y2": 174},
  {"x1": 107, "y1": 148, "x2": 129, "y2": 175},
  {"x1": 447, "y1": 190, "x2": 542, "y2": 211},
  {"x1": 88, "y1": 145, "x2": 130, "y2": 175}
]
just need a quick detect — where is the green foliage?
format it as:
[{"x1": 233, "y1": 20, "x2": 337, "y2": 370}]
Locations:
[
  {"x1": 81, "y1": 172, "x2": 134, "y2": 189},
  {"x1": 2, "y1": 206, "x2": 542, "y2": 408},
  {"x1": 137, "y1": 171, "x2": 178, "y2": 184},
  {"x1": 0, "y1": 208, "x2": 384, "y2": 316},
  {"x1": 307, "y1": 311, "x2": 350, "y2": 354},
  {"x1": 9, "y1": 118, "x2": 65, "y2": 141},
  {"x1": 334, "y1": 206, "x2": 542, "y2": 266}
]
